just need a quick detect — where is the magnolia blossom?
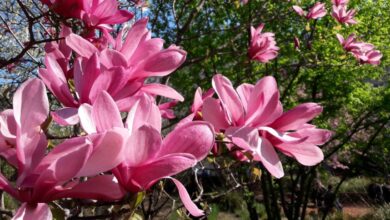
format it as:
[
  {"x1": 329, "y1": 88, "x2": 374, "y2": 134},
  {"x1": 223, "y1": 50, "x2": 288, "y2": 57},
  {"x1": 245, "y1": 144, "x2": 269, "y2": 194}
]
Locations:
[
  {"x1": 353, "y1": 48, "x2": 382, "y2": 65},
  {"x1": 249, "y1": 24, "x2": 279, "y2": 63},
  {"x1": 39, "y1": 19, "x2": 186, "y2": 125},
  {"x1": 293, "y1": 2, "x2": 327, "y2": 20},
  {"x1": 77, "y1": 91, "x2": 215, "y2": 217},
  {"x1": 41, "y1": 0, "x2": 133, "y2": 30},
  {"x1": 332, "y1": 0, "x2": 349, "y2": 6},
  {"x1": 0, "y1": 79, "x2": 128, "y2": 219},
  {"x1": 332, "y1": 5, "x2": 357, "y2": 25},
  {"x1": 199, "y1": 74, "x2": 331, "y2": 178},
  {"x1": 336, "y1": 34, "x2": 382, "y2": 65}
]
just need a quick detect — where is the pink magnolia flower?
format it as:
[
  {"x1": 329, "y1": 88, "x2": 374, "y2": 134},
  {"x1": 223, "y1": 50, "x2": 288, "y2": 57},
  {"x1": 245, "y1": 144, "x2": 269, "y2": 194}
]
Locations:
[
  {"x1": 41, "y1": 0, "x2": 133, "y2": 30},
  {"x1": 201, "y1": 74, "x2": 331, "y2": 178},
  {"x1": 249, "y1": 24, "x2": 279, "y2": 63},
  {"x1": 39, "y1": 19, "x2": 186, "y2": 125},
  {"x1": 0, "y1": 79, "x2": 128, "y2": 219},
  {"x1": 336, "y1": 33, "x2": 360, "y2": 51},
  {"x1": 336, "y1": 34, "x2": 382, "y2": 65},
  {"x1": 332, "y1": 5, "x2": 357, "y2": 25},
  {"x1": 332, "y1": 0, "x2": 349, "y2": 6},
  {"x1": 353, "y1": 49, "x2": 383, "y2": 66},
  {"x1": 77, "y1": 91, "x2": 215, "y2": 217},
  {"x1": 293, "y1": 2, "x2": 327, "y2": 20}
]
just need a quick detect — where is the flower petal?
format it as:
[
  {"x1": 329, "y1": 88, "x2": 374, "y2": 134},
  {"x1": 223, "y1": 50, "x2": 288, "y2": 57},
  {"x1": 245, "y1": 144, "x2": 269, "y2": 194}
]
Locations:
[
  {"x1": 13, "y1": 203, "x2": 52, "y2": 220},
  {"x1": 160, "y1": 121, "x2": 214, "y2": 161},
  {"x1": 91, "y1": 91, "x2": 124, "y2": 132},
  {"x1": 51, "y1": 107, "x2": 79, "y2": 126},
  {"x1": 168, "y1": 177, "x2": 204, "y2": 217},
  {"x1": 212, "y1": 74, "x2": 244, "y2": 124}
]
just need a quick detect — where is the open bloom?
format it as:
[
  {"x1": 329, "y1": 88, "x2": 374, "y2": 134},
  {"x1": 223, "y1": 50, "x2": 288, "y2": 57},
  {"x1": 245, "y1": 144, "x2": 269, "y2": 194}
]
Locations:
[
  {"x1": 336, "y1": 34, "x2": 382, "y2": 65},
  {"x1": 77, "y1": 91, "x2": 215, "y2": 217},
  {"x1": 332, "y1": 5, "x2": 357, "y2": 25},
  {"x1": 293, "y1": 2, "x2": 327, "y2": 20},
  {"x1": 336, "y1": 34, "x2": 359, "y2": 52},
  {"x1": 332, "y1": 0, "x2": 349, "y2": 6},
  {"x1": 39, "y1": 19, "x2": 186, "y2": 125},
  {"x1": 200, "y1": 74, "x2": 331, "y2": 178},
  {"x1": 40, "y1": 0, "x2": 133, "y2": 30},
  {"x1": 249, "y1": 24, "x2": 279, "y2": 63},
  {"x1": 0, "y1": 79, "x2": 128, "y2": 219}
]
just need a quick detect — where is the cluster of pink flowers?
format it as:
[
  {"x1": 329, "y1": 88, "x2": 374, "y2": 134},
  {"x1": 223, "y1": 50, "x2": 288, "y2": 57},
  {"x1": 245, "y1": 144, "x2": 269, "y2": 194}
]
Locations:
[
  {"x1": 337, "y1": 34, "x2": 382, "y2": 65},
  {"x1": 290, "y1": 0, "x2": 381, "y2": 65},
  {"x1": 40, "y1": 18, "x2": 186, "y2": 125},
  {"x1": 186, "y1": 74, "x2": 331, "y2": 178},
  {"x1": 293, "y1": 2, "x2": 327, "y2": 20},
  {"x1": 249, "y1": 24, "x2": 279, "y2": 63}
]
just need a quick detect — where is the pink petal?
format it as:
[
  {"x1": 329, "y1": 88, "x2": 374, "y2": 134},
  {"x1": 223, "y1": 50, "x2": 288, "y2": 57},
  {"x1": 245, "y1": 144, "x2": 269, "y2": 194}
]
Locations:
[
  {"x1": 128, "y1": 154, "x2": 196, "y2": 190},
  {"x1": 0, "y1": 109, "x2": 17, "y2": 147},
  {"x1": 51, "y1": 107, "x2": 79, "y2": 126},
  {"x1": 13, "y1": 203, "x2": 52, "y2": 220},
  {"x1": 141, "y1": 84, "x2": 184, "y2": 101},
  {"x1": 125, "y1": 94, "x2": 162, "y2": 133},
  {"x1": 290, "y1": 128, "x2": 332, "y2": 145},
  {"x1": 91, "y1": 91, "x2": 124, "y2": 132},
  {"x1": 65, "y1": 33, "x2": 99, "y2": 58},
  {"x1": 58, "y1": 175, "x2": 125, "y2": 201},
  {"x1": 257, "y1": 138, "x2": 284, "y2": 178},
  {"x1": 0, "y1": 173, "x2": 18, "y2": 198},
  {"x1": 91, "y1": 0, "x2": 118, "y2": 20},
  {"x1": 259, "y1": 126, "x2": 306, "y2": 144},
  {"x1": 276, "y1": 143, "x2": 324, "y2": 166},
  {"x1": 35, "y1": 136, "x2": 92, "y2": 183},
  {"x1": 74, "y1": 54, "x2": 101, "y2": 103},
  {"x1": 13, "y1": 79, "x2": 49, "y2": 133},
  {"x1": 212, "y1": 74, "x2": 244, "y2": 124},
  {"x1": 168, "y1": 177, "x2": 204, "y2": 217},
  {"x1": 293, "y1": 6, "x2": 305, "y2": 16},
  {"x1": 99, "y1": 10, "x2": 134, "y2": 25},
  {"x1": 236, "y1": 83, "x2": 254, "y2": 112},
  {"x1": 106, "y1": 67, "x2": 130, "y2": 97},
  {"x1": 99, "y1": 49, "x2": 128, "y2": 68},
  {"x1": 128, "y1": 38, "x2": 164, "y2": 66},
  {"x1": 202, "y1": 97, "x2": 230, "y2": 131},
  {"x1": 191, "y1": 88, "x2": 204, "y2": 113},
  {"x1": 78, "y1": 104, "x2": 97, "y2": 134},
  {"x1": 133, "y1": 48, "x2": 186, "y2": 78},
  {"x1": 124, "y1": 125, "x2": 162, "y2": 166},
  {"x1": 336, "y1": 34, "x2": 345, "y2": 45},
  {"x1": 245, "y1": 76, "x2": 282, "y2": 127},
  {"x1": 270, "y1": 103, "x2": 323, "y2": 131},
  {"x1": 225, "y1": 126, "x2": 259, "y2": 152},
  {"x1": 77, "y1": 128, "x2": 128, "y2": 177},
  {"x1": 13, "y1": 79, "x2": 49, "y2": 174},
  {"x1": 120, "y1": 18, "x2": 149, "y2": 60},
  {"x1": 87, "y1": 69, "x2": 112, "y2": 103},
  {"x1": 38, "y1": 68, "x2": 78, "y2": 107},
  {"x1": 160, "y1": 121, "x2": 214, "y2": 161}
]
